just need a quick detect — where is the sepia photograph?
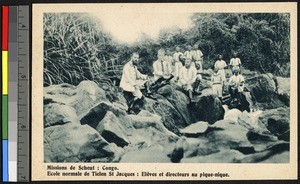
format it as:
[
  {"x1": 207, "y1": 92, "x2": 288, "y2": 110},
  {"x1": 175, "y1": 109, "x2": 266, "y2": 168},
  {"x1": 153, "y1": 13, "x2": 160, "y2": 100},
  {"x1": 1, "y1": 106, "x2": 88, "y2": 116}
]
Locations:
[{"x1": 32, "y1": 3, "x2": 297, "y2": 180}]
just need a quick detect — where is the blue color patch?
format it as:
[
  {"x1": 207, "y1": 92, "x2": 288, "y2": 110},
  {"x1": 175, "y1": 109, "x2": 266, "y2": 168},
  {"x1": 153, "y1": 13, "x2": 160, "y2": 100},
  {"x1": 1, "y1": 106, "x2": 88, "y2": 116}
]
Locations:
[{"x1": 2, "y1": 140, "x2": 8, "y2": 181}]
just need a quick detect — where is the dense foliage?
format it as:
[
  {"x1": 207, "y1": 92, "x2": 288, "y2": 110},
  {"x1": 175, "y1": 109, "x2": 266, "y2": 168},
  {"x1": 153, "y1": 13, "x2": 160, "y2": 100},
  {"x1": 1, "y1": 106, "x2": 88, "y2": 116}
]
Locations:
[
  {"x1": 43, "y1": 13, "x2": 119, "y2": 86},
  {"x1": 43, "y1": 13, "x2": 290, "y2": 86}
]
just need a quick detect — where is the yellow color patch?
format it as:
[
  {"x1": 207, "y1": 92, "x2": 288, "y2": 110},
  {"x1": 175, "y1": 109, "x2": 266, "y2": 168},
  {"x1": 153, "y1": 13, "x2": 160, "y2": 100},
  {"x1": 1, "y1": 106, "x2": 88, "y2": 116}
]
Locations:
[{"x1": 2, "y1": 51, "x2": 8, "y2": 95}]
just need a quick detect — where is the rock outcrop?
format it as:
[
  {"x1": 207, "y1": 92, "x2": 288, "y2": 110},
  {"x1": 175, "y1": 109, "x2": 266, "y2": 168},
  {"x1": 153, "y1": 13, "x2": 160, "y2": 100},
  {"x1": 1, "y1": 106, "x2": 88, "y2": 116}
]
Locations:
[
  {"x1": 43, "y1": 75, "x2": 290, "y2": 163},
  {"x1": 192, "y1": 89, "x2": 225, "y2": 124}
]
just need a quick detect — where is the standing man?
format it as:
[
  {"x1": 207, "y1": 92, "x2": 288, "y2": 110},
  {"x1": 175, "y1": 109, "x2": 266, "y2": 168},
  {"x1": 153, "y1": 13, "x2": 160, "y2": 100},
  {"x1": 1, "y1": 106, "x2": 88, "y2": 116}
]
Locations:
[
  {"x1": 192, "y1": 44, "x2": 204, "y2": 74},
  {"x1": 173, "y1": 46, "x2": 184, "y2": 82},
  {"x1": 211, "y1": 67, "x2": 223, "y2": 102},
  {"x1": 229, "y1": 52, "x2": 242, "y2": 72},
  {"x1": 173, "y1": 46, "x2": 183, "y2": 63},
  {"x1": 214, "y1": 54, "x2": 227, "y2": 87},
  {"x1": 184, "y1": 45, "x2": 193, "y2": 61},
  {"x1": 164, "y1": 49, "x2": 175, "y2": 75},
  {"x1": 120, "y1": 52, "x2": 150, "y2": 114},
  {"x1": 179, "y1": 58, "x2": 197, "y2": 103}
]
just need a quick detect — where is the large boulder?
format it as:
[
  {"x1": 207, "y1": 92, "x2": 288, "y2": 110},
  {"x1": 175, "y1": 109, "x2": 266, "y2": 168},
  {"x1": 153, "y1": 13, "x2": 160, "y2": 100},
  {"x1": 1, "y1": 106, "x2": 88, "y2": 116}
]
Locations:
[
  {"x1": 144, "y1": 95, "x2": 190, "y2": 134},
  {"x1": 224, "y1": 109, "x2": 242, "y2": 122},
  {"x1": 70, "y1": 81, "x2": 108, "y2": 115},
  {"x1": 44, "y1": 123, "x2": 122, "y2": 162},
  {"x1": 44, "y1": 81, "x2": 108, "y2": 116},
  {"x1": 209, "y1": 120, "x2": 254, "y2": 152},
  {"x1": 44, "y1": 103, "x2": 78, "y2": 127},
  {"x1": 129, "y1": 110, "x2": 178, "y2": 139},
  {"x1": 96, "y1": 111, "x2": 130, "y2": 148},
  {"x1": 80, "y1": 101, "x2": 132, "y2": 130},
  {"x1": 237, "y1": 111, "x2": 267, "y2": 132},
  {"x1": 245, "y1": 73, "x2": 285, "y2": 109},
  {"x1": 179, "y1": 121, "x2": 209, "y2": 137},
  {"x1": 258, "y1": 107, "x2": 290, "y2": 140},
  {"x1": 164, "y1": 86, "x2": 192, "y2": 125},
  {"x1": 192, "y1": 88, "x2": 225, "y2": 124},
  {"x1": 44, "y1": 83, "x2": 77, "y2": 105},
  {"x1": 127, "y1": 110, "x2": 178, "y2": 149}
]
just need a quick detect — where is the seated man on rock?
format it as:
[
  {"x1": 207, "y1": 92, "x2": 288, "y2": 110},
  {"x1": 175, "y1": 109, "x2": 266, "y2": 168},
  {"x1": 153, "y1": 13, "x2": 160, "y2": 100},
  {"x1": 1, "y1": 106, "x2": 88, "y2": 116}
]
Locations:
[
  {"x1": 193, "y1": 59, "x2": 203, "y2": 95},
  {"x1": 120, "y1": 52, "x2": 153, "y2": 114},
  {"x1": 228, "y1": 68, "x2": 245, "y2": 106},
  {"x1": 151, "y1": 48, "x2": 174, "y2": 91},
  {"x1": 179, "y1": 58, "x2": 198, "y2": 103}
]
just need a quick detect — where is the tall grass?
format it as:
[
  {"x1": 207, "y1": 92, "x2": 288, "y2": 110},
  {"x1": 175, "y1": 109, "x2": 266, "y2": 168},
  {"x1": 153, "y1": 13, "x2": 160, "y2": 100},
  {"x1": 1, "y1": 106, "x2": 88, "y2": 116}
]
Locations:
[{"x1": 43, "y1": 13, "x2": 122, "y2": 86}]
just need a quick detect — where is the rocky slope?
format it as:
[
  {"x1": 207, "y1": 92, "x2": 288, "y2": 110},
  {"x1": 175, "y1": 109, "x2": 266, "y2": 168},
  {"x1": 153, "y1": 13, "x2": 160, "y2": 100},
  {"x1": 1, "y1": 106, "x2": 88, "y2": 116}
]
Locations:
[{"x1": 43, "y1": 69, "x2": 290, "y2": 163}]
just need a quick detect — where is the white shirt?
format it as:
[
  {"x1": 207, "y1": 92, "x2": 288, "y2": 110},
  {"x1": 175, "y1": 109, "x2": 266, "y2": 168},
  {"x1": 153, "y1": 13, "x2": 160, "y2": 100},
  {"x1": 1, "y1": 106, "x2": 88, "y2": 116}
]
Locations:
[
  {"x1": 120, "y1": 61, "x2": 148, "y2": 92},
  {"x1": 164, "y1": 55, "x2": 173, "y2": 64},
  {"x1": 164, "y1": 55, "x2": 174, "y2": 74},
  {"x1": 214, "y1": 60, "x2": 227, "y2": 70},
  {"x1": 179, "y1": 66, "x2": 197, "y2": 85},
  {"x1": 229, "y1": 74, "x2": 245, "y2": 92},
  {"x1": 153, "y1": 59, "x2": 172, "y2": 80},
  {"x1": 192, "y1": 50, "x2": 203, "y2": 61},
  {"x1": 174, "y1": 61, "x2": 183, "y2": 78},
  {"x1": 184, "y1": 51, "x2": 193, "y2": 60},
  {"x1": 230, "y1": 58, "x2": 241, "y2": 66},
  {"x1": 173, "y1": 52, "x2": 183, "y2": 62},
  {"x1": 211, "y1": 73, "x2": 223, "y2": 85}
]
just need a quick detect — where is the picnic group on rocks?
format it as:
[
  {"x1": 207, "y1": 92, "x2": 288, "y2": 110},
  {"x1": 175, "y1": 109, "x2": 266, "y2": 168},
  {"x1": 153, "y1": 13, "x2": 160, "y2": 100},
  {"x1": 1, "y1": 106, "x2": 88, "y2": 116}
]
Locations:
[{"x1": 120, "y1": 44, "x2": 247, "y2": 114}]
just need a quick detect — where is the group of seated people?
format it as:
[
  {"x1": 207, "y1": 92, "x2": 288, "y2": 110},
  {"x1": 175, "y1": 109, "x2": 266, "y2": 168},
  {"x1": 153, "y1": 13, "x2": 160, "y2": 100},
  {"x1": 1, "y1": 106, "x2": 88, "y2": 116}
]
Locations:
[{"x1": 119, "y1": 45, "x2": 245, "y2": 114}]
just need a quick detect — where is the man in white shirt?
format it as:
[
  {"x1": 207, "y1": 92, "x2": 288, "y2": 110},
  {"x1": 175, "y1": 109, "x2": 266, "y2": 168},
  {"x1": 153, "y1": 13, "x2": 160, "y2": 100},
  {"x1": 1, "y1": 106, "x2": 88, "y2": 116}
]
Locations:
[
  {"x1": 228, "y1": 69, "x2": 245, "y2": 100},
  {"x1": 179, "y1": 58, "x2": 197, "y2": 102},
  {"x1": 173, "y1": 46, "x2": 183, "y2": 63},
  {"x1": 214, "y1": 54, "x2": 227, "y2": 84},
  {"x1": 211, "y1": 67, "x2": 223, "y2": 101},
  {"x1": 192, "y1": 44, "x2": 204, "y2": 74},
  {"x1": 153, "y1": 48, "x2": 173, "y2": 80},
  {"x1": 229, "y1": 52, "x2": 241, "y2": 72},
  {"x1": 120, "y1": 52, "x2": 151, "y2": 113},
  {"x1": 184, "y1": 45, "x2": 193, "y2": 60},
  {"x1": 173, "y1": 46, "x2": 184, "y2": 82},
  {"x1": 164, "y1": 49, "x2": 174, "y2": 75}
]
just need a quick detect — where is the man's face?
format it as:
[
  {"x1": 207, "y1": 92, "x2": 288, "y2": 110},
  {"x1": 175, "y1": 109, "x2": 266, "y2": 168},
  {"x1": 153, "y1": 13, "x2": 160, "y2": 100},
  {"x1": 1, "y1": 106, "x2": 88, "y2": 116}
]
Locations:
[
  {"x1": 218, "y1": 55, "x2": 223, "y2": 60},
  {"x1": 233, "y1": 53, "x2": 237, "y2": 57},
  {"x1": 193, "y1": 45, "x2": 198, "y2": 50},
  {"x1": 166, "y1": 50, "x2": 171, "y2": 56},
  {"x1": 176, "y1": 47, "x2": 180, "y2": 52},
  {"x1": 185, "y1": 59, "x2": 191, "y2": 68},
  {"x1": 214, "y1": 67, "x2": 218, "y2": 73},
  {"x1": 131, "y1": 54, "x2": 139, "y2": 65},
  {"x1": 234, "y1": 70, "x2": 238, "y2": 75},
  {"x1": 187, "y1": 46, "x2": 192, "y2": 51},
  {"x1": 157, "y1": 52, "x2": 165, "y2": 60}
]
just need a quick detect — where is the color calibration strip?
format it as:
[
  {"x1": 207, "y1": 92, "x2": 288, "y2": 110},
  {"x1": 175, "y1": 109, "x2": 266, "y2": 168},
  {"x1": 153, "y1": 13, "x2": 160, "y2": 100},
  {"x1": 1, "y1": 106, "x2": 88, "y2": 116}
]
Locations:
[
  {"x1": 8, "y1": 6, "x2": 19, "y2": 182},
  {"x1": 2, "y1": 6, "x2": 30, "y2": 182},
  {"x1": 2, "y1": 5, "x2": 9, "y2": 182}
]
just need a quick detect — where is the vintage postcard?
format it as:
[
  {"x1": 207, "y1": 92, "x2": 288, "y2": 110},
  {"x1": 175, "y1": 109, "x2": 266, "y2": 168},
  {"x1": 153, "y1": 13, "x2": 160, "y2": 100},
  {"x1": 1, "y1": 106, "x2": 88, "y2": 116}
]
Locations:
[{"x1": 32, "y1": 2, "x2": 297, "y2": 181}]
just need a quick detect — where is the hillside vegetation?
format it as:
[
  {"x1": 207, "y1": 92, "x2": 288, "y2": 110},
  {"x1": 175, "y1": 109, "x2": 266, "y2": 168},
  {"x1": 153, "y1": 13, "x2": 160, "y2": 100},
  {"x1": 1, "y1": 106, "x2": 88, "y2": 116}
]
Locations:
[{"x1": 43, "y1": 13, "x2": 290, "y2": 86}]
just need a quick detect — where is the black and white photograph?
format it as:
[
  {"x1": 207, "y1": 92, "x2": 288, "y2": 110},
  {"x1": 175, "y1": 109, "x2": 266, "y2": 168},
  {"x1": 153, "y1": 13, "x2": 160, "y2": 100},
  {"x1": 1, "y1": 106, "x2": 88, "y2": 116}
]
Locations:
[{"x1": 32, "y1": 3, "x2": 297, "y2": 180}]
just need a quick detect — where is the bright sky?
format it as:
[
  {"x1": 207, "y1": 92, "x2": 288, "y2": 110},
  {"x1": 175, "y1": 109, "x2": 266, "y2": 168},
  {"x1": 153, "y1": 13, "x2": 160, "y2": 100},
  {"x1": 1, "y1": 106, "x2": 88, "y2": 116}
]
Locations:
[{"x1": 91, "y1": 12, "x2": 192, "y2": 44}]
